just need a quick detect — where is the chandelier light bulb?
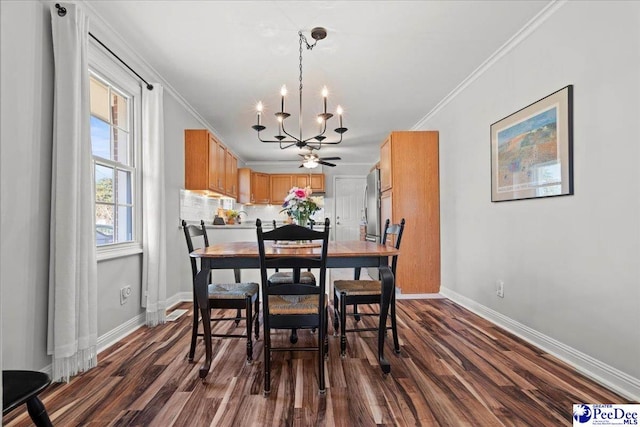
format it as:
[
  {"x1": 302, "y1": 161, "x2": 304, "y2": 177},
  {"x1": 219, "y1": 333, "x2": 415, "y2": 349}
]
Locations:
[
  {"x1": 256, "y1": 101, "x2": 263, "y2": 112},
  {"x1": 322, "y1": 86, "x2": 328, "y2": 98},
  {"x1": 336, "y1": 105, "x2": 343, "y2": 115},
  {"x1": 280, "y1": 85, "x2": 287, "y2": 97}
]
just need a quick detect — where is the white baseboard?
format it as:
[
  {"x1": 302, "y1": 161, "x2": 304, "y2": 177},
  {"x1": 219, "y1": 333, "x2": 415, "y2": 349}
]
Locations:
[
  {"x1": 440, "y1": 286, "x2": 640, "y2": 402},
  {"x1": 396, "y1": 292, "x2": 445, "y2": 300}
]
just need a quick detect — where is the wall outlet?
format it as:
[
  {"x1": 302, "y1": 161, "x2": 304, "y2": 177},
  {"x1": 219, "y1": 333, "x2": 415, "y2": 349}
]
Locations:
[
  {"x1": 120, "y1": 286, "x2": 132, "y2": 305},
  {"x1": 496, "y1": 280, "x2": 504, "y2": 298}
]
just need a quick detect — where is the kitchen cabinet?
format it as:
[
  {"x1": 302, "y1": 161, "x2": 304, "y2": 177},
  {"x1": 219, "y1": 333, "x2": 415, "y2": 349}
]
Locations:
[
  {"x1": 238, "y1": 168, "x2": 270, "y2": 204},
  {"x1": 309, "y1": 174, "x2": 325, "y2": 193},
  {"x1": 380, "y1": 131, "x2": 440, "y2": 294},
  {"x1": 293, "y1": 174, "x2": 309, "y2": 189},
  {"x1": 251, "y1": 172, "x2": 270, "y2": 204},
  {"x1": 185, "y1": 129, "x2": 217, "y2": 192},
  {"x1": 270, "y1": 175, "x2": 293, "y2": 205},
  {"x1": 380, "y1": 136, "x2": 392, "y2": 192},
  {"x1": 225, "y1": 150, "x2": 238, "y2": 198},
  {"x1": 185, "y1": 129, "x2": 235, "y2": 197}
]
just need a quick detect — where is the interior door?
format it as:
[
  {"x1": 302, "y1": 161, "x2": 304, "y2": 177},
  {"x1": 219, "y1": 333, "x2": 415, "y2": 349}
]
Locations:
[{"x1": 334, "y1": 176, "x2": 366, "y2": 241}]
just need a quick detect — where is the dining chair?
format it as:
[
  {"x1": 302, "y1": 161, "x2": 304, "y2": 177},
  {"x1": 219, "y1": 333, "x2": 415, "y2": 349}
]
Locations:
[
  {"x1": 182, "y1": 220, "x2": 260, "y2": 364},
  {"x1": 333, "y1": 218, "x2": 405, "y2": 358},
  {"x1": 2, "y1": 370, "x2": 53, "y2": 427},
  {"x1": 267, "y1": 219, "x2": 317, "y2": 287},
  {"x1": 256, "y1": 218, "x2": 330, "y2": 396}
]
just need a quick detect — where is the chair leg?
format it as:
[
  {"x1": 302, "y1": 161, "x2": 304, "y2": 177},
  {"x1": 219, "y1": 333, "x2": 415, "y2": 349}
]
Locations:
[
  {"x1": 26, "y1": 396, "x2": 53, "y2": 427},
  {"x1": 354, "y1": 303, "x2": 361, "y2": 322},
  {"x1": 188, "y1": 297, "x2": 199, "y2": 362},
  {"x1": 245, "y1": 296, "x2": 253, "y2": 364},
  {"x1": 318, "y1": 310, "x2": 326, "y2": 394},
  {"x1": 234, "y1": 308, "x2": 242, "y2": 326},
  {"x1": 254, "y1": 298, "x2": 260, "y2": 339},
  {"x1": 289, "y1": 328, "x2": 298, "y2": 344},
  {"x1": 324, "y1": 308, "x2": 329, "y2": 359},
  {"x1": 340, "y1": 292, "x2": 347, "y2": 358},
  {"x1": 333, "y1": 291, "x2": 340, "y2": 336},
  {"x1": 391, "y1": 294, "x2": 400, "y2": 354},
  {"x1": 263, "y1": 321, "x2": 271, "y2": 396}
]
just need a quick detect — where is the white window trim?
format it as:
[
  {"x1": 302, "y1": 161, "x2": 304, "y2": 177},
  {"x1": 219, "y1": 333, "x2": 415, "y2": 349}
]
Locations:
[{"x1": 89, "y1": 40, "x2": 143, "y2": 261}]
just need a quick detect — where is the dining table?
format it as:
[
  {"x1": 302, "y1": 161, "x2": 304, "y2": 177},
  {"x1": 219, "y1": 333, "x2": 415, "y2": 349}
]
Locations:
[{"x1": 190, "y1": 240, "x2": 400, "y2": 380}]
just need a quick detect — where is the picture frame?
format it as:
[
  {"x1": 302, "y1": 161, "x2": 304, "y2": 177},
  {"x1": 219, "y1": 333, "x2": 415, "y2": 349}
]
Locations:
[{"x1": 490, "y1": 85, "x2": 573, "y2": 202}]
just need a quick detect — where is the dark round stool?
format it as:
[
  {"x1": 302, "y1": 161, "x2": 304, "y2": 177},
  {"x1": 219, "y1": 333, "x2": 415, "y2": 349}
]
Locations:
[{"x1": 2, "y1": 370, "x2": 53, "y2": 426}]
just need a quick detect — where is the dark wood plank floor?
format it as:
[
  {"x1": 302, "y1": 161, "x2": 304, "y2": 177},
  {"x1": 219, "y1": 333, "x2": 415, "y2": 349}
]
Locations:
[{"x1": 3, "y1": 299, "x2": 632, "y2": 426}]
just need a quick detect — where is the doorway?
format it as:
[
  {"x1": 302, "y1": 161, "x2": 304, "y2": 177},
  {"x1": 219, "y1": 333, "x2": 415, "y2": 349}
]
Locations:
[{"x1": 333, "y1": 176, "x2": 366, "y2": 241}]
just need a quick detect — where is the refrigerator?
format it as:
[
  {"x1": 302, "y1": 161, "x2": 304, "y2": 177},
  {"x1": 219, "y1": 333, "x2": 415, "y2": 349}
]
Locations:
[{"x1": 364, "y1": 169, "x2": 381, "y2": 279}]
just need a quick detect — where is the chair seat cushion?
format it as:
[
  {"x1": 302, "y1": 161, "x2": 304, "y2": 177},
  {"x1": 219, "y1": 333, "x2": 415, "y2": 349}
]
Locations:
[
  {"x1": 268, "y1": 271, "x2": 316, "y2": 285},
  {"x1": 208, "y1": 282, "x2": 259, "y2": 299},
  {"x1": 334, "y1": 280, "x2": 382, "y2": 297},
  {"x1": 268, "y1": 294, "x2": 328, "y2": 315}
]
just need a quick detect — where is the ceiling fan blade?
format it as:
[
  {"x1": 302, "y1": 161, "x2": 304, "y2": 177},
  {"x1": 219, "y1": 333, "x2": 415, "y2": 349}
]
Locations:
[
  {"x1": 319, "y1": 156, "x2": 341, "y2": 161},
  {"x1": 318, "y1": 161, "x2": 336, "y2": 167},
  {"x1": 298, "y1": 164, "x2": 304, "y2": 168}
]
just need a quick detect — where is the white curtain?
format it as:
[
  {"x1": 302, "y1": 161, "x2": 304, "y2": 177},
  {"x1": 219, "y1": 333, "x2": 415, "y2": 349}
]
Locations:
[
  {"x1": 47, "y1": 3, "x2": 98, "y2": 382},
  {"x1": 141, "y1": 84, "x2": 167, "y2": 326}
]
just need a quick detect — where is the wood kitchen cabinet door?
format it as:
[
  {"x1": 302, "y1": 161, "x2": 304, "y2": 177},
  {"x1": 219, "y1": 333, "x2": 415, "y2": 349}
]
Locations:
[
  {"x1": 293, "y1": 174, "x2": 309, "y2": 189},
  {"x1": 251, "y1": 172, "x2": 270, "y2": 204},
  {"x1": 379, "y1": 135, "x2": 392, "y2": 192},
  {"x1": 309, "y1": 174, "x2": 325, "y2": 193},
  {"x1": 225, "y1": 150, "x2": 237, "y2": 198},
  {"x1": 184, "y1": 129, "x2": 218, "y2": 192},
  {"x1": 270, "y1": 175, "x2": 293, "y2": 205}
]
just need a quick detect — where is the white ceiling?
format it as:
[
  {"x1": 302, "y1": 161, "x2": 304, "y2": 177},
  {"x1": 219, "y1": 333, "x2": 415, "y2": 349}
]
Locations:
[{"x1": 86, "y1": 1, "x2": 551, "y2": 169}]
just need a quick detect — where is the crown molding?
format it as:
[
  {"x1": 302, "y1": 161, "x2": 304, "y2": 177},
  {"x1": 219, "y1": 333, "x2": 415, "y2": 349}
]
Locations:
[
  {"x1": 412, "y1": 0, "x2": 566, "y2": 129},
  {"x1": 65, "y1": 0, "x2": 227, "y2": 145}
]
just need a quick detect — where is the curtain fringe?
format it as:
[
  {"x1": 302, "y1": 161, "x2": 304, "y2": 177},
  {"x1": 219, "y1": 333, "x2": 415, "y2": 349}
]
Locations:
[
  {"x1": 52, "y1": 346, "x2": 97, "y2": 383},
  {"x1": 146, "y1": 308, "x2": 167, "y2": 327}
]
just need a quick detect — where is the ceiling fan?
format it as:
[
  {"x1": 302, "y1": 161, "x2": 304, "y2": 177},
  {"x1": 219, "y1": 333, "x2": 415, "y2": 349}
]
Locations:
[{"x1": 298, "y1": 152, "x2": 341, "y2": 168}]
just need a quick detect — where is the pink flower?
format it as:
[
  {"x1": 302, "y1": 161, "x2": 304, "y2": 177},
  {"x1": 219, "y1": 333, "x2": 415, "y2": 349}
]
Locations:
[{"x1": 294, "y1": 188, "x2": 306, "y2": 199}]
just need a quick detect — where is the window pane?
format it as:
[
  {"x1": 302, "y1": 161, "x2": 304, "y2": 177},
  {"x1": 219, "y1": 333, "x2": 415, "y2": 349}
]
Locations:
[
  {"x1": 116, "y1": 205, "x2": 133, "y2": 242},
  {"x1": 91, "y1": 116, "x2": 111, "y2": 159},
  {"x1": 90, "y1": 77, "x2": 110, "y2": 122},
  {"x1": 117, "y1": 169, "x2": 132, "y2": 204},
  {"x1": 96, "y1": 204, "x2": 114, "y2": 246},
  {"x1": 111, "y1": 90, "x2": 129, "y2": 130},
  {"x1": 113, "y1": 127, "x2": 130, "y2": 165},
  {"x1": 95, "y1": 165, "x2": 114, "y2": 202}
]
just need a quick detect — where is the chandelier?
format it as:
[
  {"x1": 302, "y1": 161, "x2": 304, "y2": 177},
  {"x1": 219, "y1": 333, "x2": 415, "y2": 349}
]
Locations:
[{"x1": 252, "y1": 27, "x2": 347, "y2": 150}]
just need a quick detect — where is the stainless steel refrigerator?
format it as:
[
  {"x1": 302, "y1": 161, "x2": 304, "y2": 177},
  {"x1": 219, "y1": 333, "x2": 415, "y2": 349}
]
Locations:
[{"x1": 364, "y1": 169, "x2": 381, "y2": 279}]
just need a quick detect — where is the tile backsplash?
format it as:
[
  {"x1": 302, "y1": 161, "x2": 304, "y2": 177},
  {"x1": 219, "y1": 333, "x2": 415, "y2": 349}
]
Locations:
[{"x1": 179, "y1": 189, "x2": 324, "y2": 225}]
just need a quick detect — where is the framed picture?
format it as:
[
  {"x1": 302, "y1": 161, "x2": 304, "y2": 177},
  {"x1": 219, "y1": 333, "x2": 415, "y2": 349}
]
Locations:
[{"x1": 490, "y1": 85, "x2": 573, "y2": 202}]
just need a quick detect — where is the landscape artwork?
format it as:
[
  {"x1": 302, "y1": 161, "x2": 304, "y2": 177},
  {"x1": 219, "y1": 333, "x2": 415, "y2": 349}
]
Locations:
[
  {"x1": 490, "y1": 85, "x2": 573, "y2": 202},
  {"x1": 496, "y1": 107, "x2": 559, "y2": 193}
]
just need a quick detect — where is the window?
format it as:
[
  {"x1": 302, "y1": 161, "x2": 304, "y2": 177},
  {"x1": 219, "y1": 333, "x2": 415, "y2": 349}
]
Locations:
[
  {"x1": 88, "y1": 45, "x2": 142, "y2": 259},
  {"x1": 90, "y1": 73, "x2": 135, "y2": 247}
]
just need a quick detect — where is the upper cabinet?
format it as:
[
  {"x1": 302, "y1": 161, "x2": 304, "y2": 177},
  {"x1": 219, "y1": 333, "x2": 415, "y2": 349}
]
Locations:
[
  {"x1": 238, "y1": 168, "x2": 270, "y2": 204},
  {"x1": 380, "y1": 135, "x2": 393, "y2": 192},
  {"x1": 225, "y1": 150, "x2": 238, "y2": 198},
  {"x1": 270, "y1": 175, "x2": 293, "y2": 205},
  {"x1": 239, "y1": 170, "x2": 325, "y2": 205},
  {"x1": 309, "y1": 174, "x2": 325, "y2": 193},
  {"x1": 184, "y1": 129, "x2": 237, "y2": 198}
]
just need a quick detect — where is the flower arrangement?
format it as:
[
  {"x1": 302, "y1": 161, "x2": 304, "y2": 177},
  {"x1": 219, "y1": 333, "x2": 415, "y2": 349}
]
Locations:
[{"x1": 280, "y1": 186, "x2": 321, "y2": 226}]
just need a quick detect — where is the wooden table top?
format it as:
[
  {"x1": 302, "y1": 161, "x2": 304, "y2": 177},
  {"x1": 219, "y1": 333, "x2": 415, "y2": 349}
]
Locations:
[{"x1": 190, "y1": 240, "x2": 399, "y2": 258}]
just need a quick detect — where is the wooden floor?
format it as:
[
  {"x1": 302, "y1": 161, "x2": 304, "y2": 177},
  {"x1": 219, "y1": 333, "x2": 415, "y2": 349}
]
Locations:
[{"x1": 3, "y1": 299, "x2": 631, "y2": 427}]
